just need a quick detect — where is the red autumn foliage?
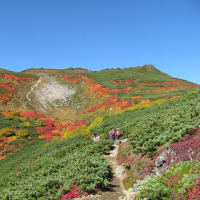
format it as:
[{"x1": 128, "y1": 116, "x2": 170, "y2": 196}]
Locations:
[
  {"x1": 20, "y1": 111, "x2": 45, "y2": 118},
  {"x1": 0, "y1": 95, "x2": 11, "y2": 104},
  {"x1": 67, "y1": 124, "x2": 78, "y2": 131},
  {"x1": 120, "y1": 104, "x2": 132, "y2": 110},
  {"x1": 1, "y1": 83, "x2": 15, "y2": 91},
  {"x1": 165, "y1": 136, "x2": 200, "y2": 167},
  {"x1": 86, "y1": 108, "x2": 96, "y2": 112},
  {"x1": 74, "y1": 120, "x2": 86, "y2": 126},
  {"x1": 43, "y1": 119, "x2": 54, "y2": 128},
  {"x1": 37, "y1": 119, "x2": 61, "y2": 140},
  {"x1": 67, "y1": 120, "x2": 86, "y2": 131},
  {"x1": 60, "y1": 185, "x2": 82, "y2": 200},
  {"x1": 0, "y1": 74, "x2": 36, "y2": 104},
  {"x1": 0, "y1": 74, "x2": 36, "y2": 82},
  {"x1": 187, "y1": 179, "x2": 200, "y2": 200},
  {"x1": 152, "y1": 129, "x2": 200, "y2": 169}
]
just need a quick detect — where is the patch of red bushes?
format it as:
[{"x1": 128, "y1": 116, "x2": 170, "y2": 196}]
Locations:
[
  {"x1": 165, "y1": 136, "x2": 200, "y2": 167},
  {"x1": 1, "y1": 83, "x2": 15, "y2": 91},
  {"x1": 86, "y1": 108, "x2": 96, "y2": 112},
  {"x1": 20, "y1": 111, "x2": 45, "y2": 118},
  {"x1": 0, "y1": 74, "x2": 36, "y2": 82},
  {"x1": 153, "y1": 130, "x2": 200, "y2": 169},
  {"x1": 187, "y1": 179, "x2": 200, "y2": 200},
  {"x1": 60, "y1": 185, "x2": 83, "y2": 200},
  {"x1": 0, "y1": 74, "x2": 36, "y2": 104},
  {"x1": 67, "y1": 120, "x2": 86, "y2": 131}
]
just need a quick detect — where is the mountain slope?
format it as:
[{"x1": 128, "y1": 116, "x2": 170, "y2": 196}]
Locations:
[{"x1": 0, "y1": 65, "x2": 200, "y2": 200}]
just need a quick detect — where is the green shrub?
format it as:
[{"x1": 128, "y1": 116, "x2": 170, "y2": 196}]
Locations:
[
  {"x1": 123, "y1": 163, "x2": 131, "y2": 170},
  {"x1": 92, "y1": 91, "x2": 200, "y2": 156},
  {"x1": 0, "y1": 135, "x2": 112, "y2": 199},
  {"x1": 137, "y1": 175, "x2": 172, "y2": 200}
]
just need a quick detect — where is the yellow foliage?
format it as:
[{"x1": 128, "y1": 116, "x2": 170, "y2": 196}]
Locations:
[
  {"x1": 24, "y1": 122, "x2": 31, "y2": 127},
  {"x1": 140, "y1": 100, "x2": 151, "y2": 104},
  {"x1": 4, "y1": 110, "x2": 20, "y2": 119},
  {"x1": 7, "y1": 136, "x2": 17, "y2": 143},
  {"x1": 81, "y1": 117, "x2": 103, "y2": 135},
  {"x1": 125, "y1": 98, "x2": 168, "y2": 112},
  {"x1": 62, "y1": 128, "x2": 78, "y2": 139},
  {"x1": 19, "y1": 117, "x2": 27, "y2": 122},
  {"x1": 43, "y1": 142, "x2": 51, "y2": 147},
  {"x1": 61, "y1": 117, "x2": 103, "y2": 139},
  {"x1": 15, "y1": 129, "x2": 28, "y2": 137},
  {"x1": 152, "y1": 98, "x2": 167, "y2": 104},
  {"x1": 0, "y1": 128, "x2": 13, "y2": 137},
  {"x1": 20, "y1": 122, "x2": 31, "y2": 128}
]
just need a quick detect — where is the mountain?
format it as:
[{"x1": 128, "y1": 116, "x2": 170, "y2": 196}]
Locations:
[{"x1": 0, "y1": 65, "x2": 200, "y2": 199}]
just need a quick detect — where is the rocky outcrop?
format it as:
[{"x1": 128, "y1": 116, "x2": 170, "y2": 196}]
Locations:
[{"x1": 24, "y1": 75, "x2": 76, "y2": 113}]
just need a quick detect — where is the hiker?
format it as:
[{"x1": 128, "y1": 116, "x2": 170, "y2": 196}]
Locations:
[
  {"x1": 109, "y1": 128, "x2": 115, "y2": 140},
  {"x1": 93, "y1": 136, "x2": 97, "y2": 141},
  {"x1": 93, "y1": 135, "x2": 100, "y2": 142},
  {"x1": 115, "y1": 128, "x2": 121, "y2": 140},
  {"x1": 96, "y1": 135, "x2": 100, "y2": 141}
]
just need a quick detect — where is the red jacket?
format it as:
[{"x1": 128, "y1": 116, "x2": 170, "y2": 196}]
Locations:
[{"x1": 117, "y1": 129, "x2": 121, "y2": 136}]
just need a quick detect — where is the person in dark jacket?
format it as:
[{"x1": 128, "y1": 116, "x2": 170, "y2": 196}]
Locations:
[{"x1": 115, "y1": 128, "x2": 121, "y2": 140}]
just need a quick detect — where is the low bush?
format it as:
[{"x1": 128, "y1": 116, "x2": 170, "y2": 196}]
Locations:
[
  {"x1": 0, "y1": 135, "x2": 112, "y2": 199},
  {"x1": 137, "y1": 175, "x2": 172, "y2": 200}
]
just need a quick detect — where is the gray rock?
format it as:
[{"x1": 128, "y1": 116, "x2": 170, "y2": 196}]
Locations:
[
  {"x1": 133, "y1": 176, "x2": 152, "y2": 193},
  {"x1": 155, "y1": 150, "x2": 167, "y2": 168},
  {"x1": 116, "y1": 165, "x2": 125, "y2": 175},
  {"x1": 134, "y1": 180, "x2": 144, "y2": 192}
]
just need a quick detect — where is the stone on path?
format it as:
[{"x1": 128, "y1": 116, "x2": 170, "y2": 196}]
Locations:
[{"x1": 116, "y1": 165, "x2": 125, "y2": 175}]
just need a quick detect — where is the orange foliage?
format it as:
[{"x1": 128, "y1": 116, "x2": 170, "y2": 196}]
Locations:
[
  {"x1": 140, "y1": 100, "x2": 151, "y2": 104},
  {"x1": 132, "y1": 96, "x2": 142, "y2": 100},
  {"x1": 0, "y1": 74, "x2": 36, "y2": 82},
  {"x1": 20, "y1": 111, "x2": 45, "y2": 118},
  {"x1": 0, "y1": 155, "x2": 6, "y2": 160}
]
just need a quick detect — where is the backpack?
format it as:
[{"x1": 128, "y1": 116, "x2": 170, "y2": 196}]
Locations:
[
  {"x1": 110, "y1": 130, "x2": 115, "y2": 136},
  {"x1": 117, "y1": 129, "x2": 121, "y2": 136}
]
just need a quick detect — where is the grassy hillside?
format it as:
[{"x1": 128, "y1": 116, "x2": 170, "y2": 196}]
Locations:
[
  {"x1": 0, "y1": 65, "x2": 200, "y2": 199},
  {"x1": 92, "y1": 91, "x2": 200, "y2": 199}
]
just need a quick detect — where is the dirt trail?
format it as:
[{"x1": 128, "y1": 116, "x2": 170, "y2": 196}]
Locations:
[
  {"x1": 76, "y1": 141, "x2": 135, "y2": 200},
  {"x1": 100, "y1": 142, "x2": 127, "y2": 200}
]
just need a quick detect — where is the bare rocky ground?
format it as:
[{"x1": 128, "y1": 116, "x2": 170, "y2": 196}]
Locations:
[
  {"x1": 75, "y1": 140, "x2": 135, "y2": 200},
  {"x1": 24, "y1": 74, "x2": 75, "y2": 112}
]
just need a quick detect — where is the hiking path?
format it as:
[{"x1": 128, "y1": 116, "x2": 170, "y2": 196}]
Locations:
[{"x1": 76, "y1": 140, "x2": 135, "y2": 200}]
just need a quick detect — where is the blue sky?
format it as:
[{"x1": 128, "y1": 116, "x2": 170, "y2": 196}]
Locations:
[{"x1": 0, "y1": 0, "x2": 199, "y2": 84}]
